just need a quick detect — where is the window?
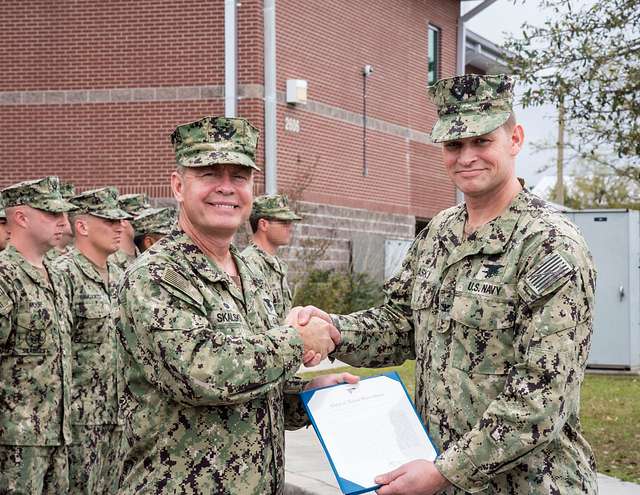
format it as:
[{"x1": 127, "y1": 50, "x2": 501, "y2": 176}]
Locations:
[
  {"x1": 415, "y1": 218, "x2": 430, "y2": 236},
  {"x1": 428, "y1": 25, "x2": 440, "y2": 85}
]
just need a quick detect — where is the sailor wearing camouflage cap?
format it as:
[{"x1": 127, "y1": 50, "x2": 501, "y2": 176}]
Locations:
[
  {"x1": 117, "y1": 116, "x2": 352, "y2": 493},
  {"x1": 0, "y1": 177, "x2": 76, "y2": 493},
  {"x1": 118, "y1": 193, "x2": 151, "y2": 217},
  {"x1": 110, "y1": 193, "x2": 151, "y2": 270},
  {"x1": 1, "y1": 176, "x2": 77, "y2": 261},
  {"x1": 57, "y1": 186, "x2": 130, "y2": 493},
  {"x1": 298, "y1": 75, "x2": 598, "y2": 494},
  {"x1": 131, "y1": 206, "x2": 177, "y2": 252},
  {"x1": 243, "y1": 194, "x2": 302, "y2": 320}
]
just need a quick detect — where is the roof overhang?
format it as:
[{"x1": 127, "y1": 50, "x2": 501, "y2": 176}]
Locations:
[{"x1": 465, "y1": 29, "x2": 510, "y2": 73}]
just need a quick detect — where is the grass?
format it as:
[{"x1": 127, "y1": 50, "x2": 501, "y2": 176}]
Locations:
[
  {"x1": 580, "y1": 374, "x2": 640, "y2": 483},
  {"x1": 300, "y1": 361, "x2": 640, "y2": 483}
]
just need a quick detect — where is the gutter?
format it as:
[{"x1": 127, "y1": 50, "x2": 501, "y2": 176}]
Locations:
[
  {"x1": 263, "y1": 0, "x2": 277, "y2": 194},
  {"x1": 456, "y1": 0, "x2": 498, "y2": 75},
  {"x1": 224, "y1": 0, "x2": 237, "y2": 117}
]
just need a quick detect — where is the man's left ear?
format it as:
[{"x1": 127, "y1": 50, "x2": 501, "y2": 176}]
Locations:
[{"x1": 511, "y1": 124, "x2": 525, "y2": 155}]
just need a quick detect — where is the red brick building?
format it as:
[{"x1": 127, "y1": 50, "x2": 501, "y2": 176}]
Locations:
[{"x1": 0, "y1": 0, "x2": 501, "y2": 280}]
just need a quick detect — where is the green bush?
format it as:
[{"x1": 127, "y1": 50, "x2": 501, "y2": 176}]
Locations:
[{"x1": 293, "y1": 269, "x2": 383, "y2": 314}]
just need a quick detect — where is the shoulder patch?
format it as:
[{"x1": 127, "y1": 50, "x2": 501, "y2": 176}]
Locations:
[
  {"x1": 161, "y1": 267, "x2": 204, "y2": 306},
  {"x1": 525, "y1": 252, "x2": 574, "y2": 296}
]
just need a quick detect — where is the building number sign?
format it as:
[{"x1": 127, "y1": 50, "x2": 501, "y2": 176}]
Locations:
[{"x1": 284, "y1": 116, "x2": 300, "y2": 133}]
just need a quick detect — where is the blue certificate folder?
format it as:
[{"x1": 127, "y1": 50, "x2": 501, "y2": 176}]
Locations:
[{"x1": 299, "y1": 371, "x2": 438, "y2": 495}]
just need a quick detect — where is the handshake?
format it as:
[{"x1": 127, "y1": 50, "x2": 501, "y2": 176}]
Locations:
[{"x1": 285, "y1": 306, "x2": 341, "y2": 367}]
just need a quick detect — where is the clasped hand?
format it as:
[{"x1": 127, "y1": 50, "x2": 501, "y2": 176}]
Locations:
[{"x1": 285, "y1": 305, "x2": 339, "y2": 367}]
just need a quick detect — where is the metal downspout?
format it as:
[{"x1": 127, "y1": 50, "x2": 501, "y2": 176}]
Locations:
[
  {"x1": 224, "y1": 0, "x2": 237, "y2": 117},
  {"x1": 263, "y1": 0, "x2": 277, "y2": 194},
  {"x1": 457, "y1": 0, "x2": 498, "y2": 75}
]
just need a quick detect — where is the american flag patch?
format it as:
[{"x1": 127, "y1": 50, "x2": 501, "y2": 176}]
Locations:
[
  {"x1": 525, "y1": 252, "x2": 574, "y2": 295},
  {"x1": 163, "y1": 267, "x2": 189, "y2": 292}
]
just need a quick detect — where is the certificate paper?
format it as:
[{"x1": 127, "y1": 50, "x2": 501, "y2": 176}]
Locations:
[{"x1": 300, "y1": 372, "x2": 438, "y2": 495}]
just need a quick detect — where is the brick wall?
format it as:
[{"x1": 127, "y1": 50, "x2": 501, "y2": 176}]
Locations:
[
  {"x1": 1, "y1": 1, "x2": 226, "y2": 90},
  {"x1": 275, "y1": 0, "x2": 458, "y2": 218},
  {"x1": 276, "y1": 200, "x2": 415, "y2": 285},
  {"x1": 1, "y1": 0, "x2": 458, "y2": 220}
]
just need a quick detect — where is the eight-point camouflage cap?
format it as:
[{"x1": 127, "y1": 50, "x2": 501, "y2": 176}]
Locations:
[
  {"x1": 251, "y1": 194, "x2": 302, "y2": 221},
  {"x1": 70, "y1": 187, "x2": 131, "y2": 220},
  {"x1": 170, "y1": 116, "x2": 260, "y2": 171},
  {"x1": 118, "y1": 193, "x2": 151, "y2": 217},
  {"x1": 428, "y1": 74, "x2": 515, "y2": 143},
  {"x1": 0, "y1": 194, "x2": 5, "y2": 220},
  {"x1": 1, "y1": 176, "x2": 77, "y2": 213},
  {"x1": 132, "y1": 207, "x2": 177, "y2": 236},
  {"x1": 60, "y1": 182, "x2": 76, "y2": 199}
]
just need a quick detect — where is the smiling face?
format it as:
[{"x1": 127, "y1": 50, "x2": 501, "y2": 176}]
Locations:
[
  {"x1": 441, "y1": 123, "x2": 524, "y2": 199},
  {"x1": 171, "y1": 164, "x2": 253, "y2": 239}
]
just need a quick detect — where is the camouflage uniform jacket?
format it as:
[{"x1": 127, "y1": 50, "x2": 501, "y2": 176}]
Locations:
[
  {"x1": 54, "y1": 248, "x2": 123, "y2": 426},
  {"x1": 333, "y1": 191, "x2": 598, "y2": 494},
  {"x1": 0, "y1": 245, "x2": 73, "y2": 446},
  {"x1": 241, "y1": 242, "x2": 293, "y2": 321},
  {"x1": 117, "y1": 229, "x2": 308, "y2": 494},
  {"x1": 45, "y1": 245, "x2": 71, "y2": 262},
  {"x1": 109, "y1": 247, "x2": 138, "y2": 272}
]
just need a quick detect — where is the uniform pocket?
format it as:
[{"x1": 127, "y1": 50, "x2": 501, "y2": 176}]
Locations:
[
  {"x1": 410, "y1": 282, "x2": 437, "y2": 310},
  {"x1": 449, "y1": 282, "x2": 517, "y2": 375},
  {"x1": 15, "y1": 312, "x2": 52, "y2": 355},
  {"x1": 73, "y1": 301, "x2": 110, "y2": 343}
]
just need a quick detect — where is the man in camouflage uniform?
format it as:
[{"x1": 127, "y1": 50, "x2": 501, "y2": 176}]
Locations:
[
  {"x1": 110, "y1": 193, "x2": 151, "y2": 270},
  {"x1": 46, "y1": 182, "x2": 75, "y2": 261},
  {"x1": 0, "y1": 177, "x2": 76, "y2": 494},
  {"x1": 242, "y1": 194, "x2": 302, "y2": 320},
  {"x1": 131, "y1": 206, "x2": 177, "y2": 253},
  {"x1": 0, "y1": 197, "x2": 10, "y2": 250},
  {"x1": 117, "y1": 116, "x2": 352, "y2": 494},
  {"x1": 54, "y1": 187, "x2": 130, "y2": 494},
  {"x1": 297, "y1": 74, "x2": 598, "y2": 494}
]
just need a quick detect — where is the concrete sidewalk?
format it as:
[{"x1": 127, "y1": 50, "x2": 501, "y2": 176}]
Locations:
[{"x1": 284, "y1": 427, "x2": 640, "y2": 495}]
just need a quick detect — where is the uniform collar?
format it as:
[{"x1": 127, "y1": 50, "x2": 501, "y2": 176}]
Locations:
[
  {"x1": 170, "y1": 229, "x2": 259, "y2": 312},
  {"x1": 70, "y1": 247, "x2": 115, "y2": 290},
  {"x1": 249, "y1": 242, "x2": 285, "y2": 274},
  {"x1": 4, "y1": 244, "x2": 54, "y2": 290},
  {"x1": 442, "y1": 190, "x2": 529, "y2": 268}
]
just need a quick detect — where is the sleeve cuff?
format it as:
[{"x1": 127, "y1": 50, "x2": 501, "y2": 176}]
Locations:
[
  {"x1": 265, "y1": 325, "x2": 304, "y2": 380},
  {"x1": 284, "y1": 375, "x2": 309, "y2": 394},
  {"x1": 330, "y1": 313, "x2": 357, "y2": 333},
  {"x1": 435, "y1": 444, "x2": 490, "y2": 493}
]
